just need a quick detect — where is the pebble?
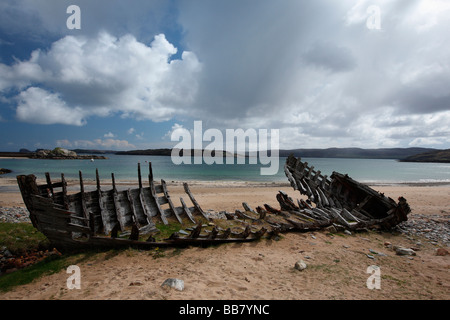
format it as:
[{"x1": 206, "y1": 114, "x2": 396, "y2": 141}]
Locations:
[
  {"x1": 0, "y1": 207, "x2": 30, "y2": 223},
  {"x1": 394, "y1": 246, "x2": 416, "y2": 256},
  {"x1": 436, "y1": 248, "x2": 449, "y2": 256},
  {"x1": 294, "y1": 259, "x2": 307, "y2": 271},
  {"x1": 161, "y1": 278, "x2": 184, "y2": 291},
  {"x1": 396, "y1": 213, "x2": 450, "y2": 246}
]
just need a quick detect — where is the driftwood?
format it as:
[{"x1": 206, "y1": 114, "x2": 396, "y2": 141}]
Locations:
[{"x1": 16, "y1": 156, "x2": 411, "y2": 251}]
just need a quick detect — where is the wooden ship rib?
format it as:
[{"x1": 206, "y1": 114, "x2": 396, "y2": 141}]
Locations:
[{"x1": 16, "y1": 156, "x2": 411, "y2": 251}]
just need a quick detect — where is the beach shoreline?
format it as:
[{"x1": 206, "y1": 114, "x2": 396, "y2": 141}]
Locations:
[
  {"x1": 1, "y1": 175, "x2": 449, "y2": 216},
  {"x1": 0, "y1": 175, "x2": 449, "y2": 300}
]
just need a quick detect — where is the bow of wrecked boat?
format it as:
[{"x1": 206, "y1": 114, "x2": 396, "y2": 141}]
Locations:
[{"x1": 16, "y1": 156, "x2": 411, "y2": 251}]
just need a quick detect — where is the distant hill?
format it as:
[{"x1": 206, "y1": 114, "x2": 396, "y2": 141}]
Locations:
[
  {"x1": 400, "y1": 149, "x2": 450, "y2": 163},
  {"x1": 277, "y1": 147, "x2": 438, "y2": 159},
  {"x1": 115, "y1": 148, "x2": 172, "y2": 156},
  {"x1": 116, "y1": 148, "x2": 236, "y2": 157},
  {"x1": 71, "y1": 149, "x2": 117, "y2": 154},
  {"x1": 112, "y1": 147, "x2": 439, "y2": 160}
]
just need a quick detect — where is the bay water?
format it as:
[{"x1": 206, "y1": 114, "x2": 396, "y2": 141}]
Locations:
[{"x1": 1, "y1": 154, "x2": 450, "y2": 185}]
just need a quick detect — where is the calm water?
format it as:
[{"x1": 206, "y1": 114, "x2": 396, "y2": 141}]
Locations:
[{"x1": 1, "y1": 154, "x2": 450, "y2": 184}]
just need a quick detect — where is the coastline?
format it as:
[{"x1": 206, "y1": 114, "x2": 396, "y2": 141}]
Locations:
[
  {"x1": 1, "y1": 175, "x2": 449, "y2": 215},
  {"x1": 1, "y1": 175, "x2": 449, "y2": 300}
]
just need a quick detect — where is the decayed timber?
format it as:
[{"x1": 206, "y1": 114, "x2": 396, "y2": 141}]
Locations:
[
  {"x1": 16, "y1": 156, "x2": 411, "y2": 251},
  {"x1": 283, "y1": 154, "x2": 411, "y2": 230}
]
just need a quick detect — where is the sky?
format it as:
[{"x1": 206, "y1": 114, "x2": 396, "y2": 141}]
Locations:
[{"x1": 0, "y1": 0, "x2": 450, "y2": 152}]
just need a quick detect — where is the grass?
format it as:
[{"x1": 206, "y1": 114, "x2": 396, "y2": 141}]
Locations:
[
  {"x1": 0, "y1": 252, "x2": 90, "y2": 293},
  {"x1": 0, "y1": 222, "x2": 98, "y2": 293},
  {"x1": 0, "y1": 223, "x2": 50, "y2": 254},
  {"x1": 153, "y1": 220, "x2": 183, "y2": 241}
]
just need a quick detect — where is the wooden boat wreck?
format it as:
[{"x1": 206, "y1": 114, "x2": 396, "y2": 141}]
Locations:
[{"x1": 16, "y1": 156, "x2": 410, "y2": 251}]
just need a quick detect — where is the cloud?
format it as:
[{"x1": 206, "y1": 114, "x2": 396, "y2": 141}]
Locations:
[
  {"x1": 16, "y1": 87, "x2": 86, "y2": 125},
  {"x1": 103, "y1": 132, "x2": 115, "y2": 138},
  {"x1": 302, "y1": 42, "x2": 357, "y2": 73},
  {"x1": 174, "y1": 0, "x2": 450, "y2": 148},
  {"x1": 2, "y1": 0, "x2": 450, "y2": 149},
  {"x1": 1, "y1": 32, "x2": 201, "y2": 125}
]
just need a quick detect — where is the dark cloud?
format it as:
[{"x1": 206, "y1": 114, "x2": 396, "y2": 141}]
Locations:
[{"x1": 303, "y1": 42, "x2": 357, "y2": 72}]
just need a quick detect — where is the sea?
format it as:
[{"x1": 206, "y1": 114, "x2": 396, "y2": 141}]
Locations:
[{"x1": 1, "y1": 154, "x2": 450, "y2": 186}]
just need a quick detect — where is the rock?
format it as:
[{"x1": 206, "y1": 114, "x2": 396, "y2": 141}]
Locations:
[
  {"x1": 294, "y1": 259, "x2": 307, "y2": 271},
  {"x1": 436, "y1": 248, "x2": 449, "y2": 256},
  {"x1": 394, "y1": 246, "x2": 416, "y2": 256},
  {"x1": 0, "y1": 168, "x2": 12, "y2": 175},
  {"x1": 3, "y1": 249, "x2": 12, "y2": 258},
  {"x1": 344, "y1": 230, "x2": 352, "y2": 235},
  {"x1": 161, "y1": 278, "x2": 184, "y2": 291}
]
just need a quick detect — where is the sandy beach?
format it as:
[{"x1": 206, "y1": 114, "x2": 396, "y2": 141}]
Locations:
[{"x1": 0, "y1": 176, "x2": 449, "y2": 300}]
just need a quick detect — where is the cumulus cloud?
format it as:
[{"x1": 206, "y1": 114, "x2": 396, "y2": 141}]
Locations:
[
  {"x1": 2, "y1": 0, "x2": 450, "y2": 149},
  {"x1": 0, "y1": 32, "x2": 201, "y2": 125},
  {"x1": 103, "y1": 132, "x2": 115, "y2": 138},
  {"x1": 16, "y1": 87, "x2": 87, "y2": 125}
]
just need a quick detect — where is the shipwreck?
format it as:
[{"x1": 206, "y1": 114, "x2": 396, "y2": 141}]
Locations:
[{"x1": 16, "y1": 155, "x2": 411, "y2": 250}]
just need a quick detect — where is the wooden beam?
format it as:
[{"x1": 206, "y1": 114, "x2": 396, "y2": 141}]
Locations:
[
  {"x1": 161, "y1": 179, "x2": 183, "y2": 224},
  {"x1": 61, "y1": 173, "x2": 69, "y2": 210},
  {"x1": 150, "y1": 180, "x2": 168, "y2": 225},
  {"x1": 78, "y1": 171, "x2": 92, "y2": 232},
  {"x1": 137, "y1": 163, "x2": 142, "y2": 189},
  {"x1": 127, "y1": 189, "x2": 143, "y2": 227},
  {"x1": 180, "y1": 197, "x2": 196, "y2": 224},
  {"x1": 148, "y1": 162, "x2": 154, "y2": 182},
  {"x1": 183, "y1": 183, "x2": 209, "y2": 221},
  {"x1": 45, "y1": 172, "x2": 55, "y2": 201}
]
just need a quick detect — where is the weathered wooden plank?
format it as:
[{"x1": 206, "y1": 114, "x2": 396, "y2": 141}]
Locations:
[
  {"x1": 150, "y1": 180, "x2": 168, "y2": 225},
  {"x1": 180, "y1": 197, "x2": 196, "y2": 224},
  {"x1": 183, "y1": 183, "x2": 209, "y2": 221},
  {"x1": 127, "y1": 189, "x2": 145, "y2": 227},
  {"x1": 161, "y1": 179, "x2": 183, "y2": 224},
  {"x1": 242, "y1": 202, "x2": 257, "y2": 214},
  {"x1": 148, "y1": 162, "x2": 154, "y2": 182},
  {"x1": 137, "y1": 162, "x2": 143, "y2": 189},
  {"x1": 61, "y1": 174, "x2": 69, "y2": 210},
  {"x1": 78, "y1": 171, "x2": 92, "y2": 231},
  {"x1": 140, "y1": 187, "x2": 158, "y2": 218},
  {"x1": 138, "y1": 188, "x2": 153, "y2": 223},
  {"x1": 113, "y1": 189, "x2": 127, "y2": 231},
  {"x1": 45, "y1": 172, "x2": 55, "y2": 201}
]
